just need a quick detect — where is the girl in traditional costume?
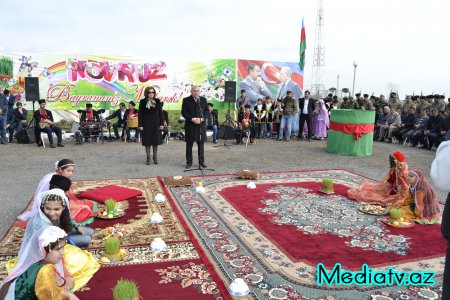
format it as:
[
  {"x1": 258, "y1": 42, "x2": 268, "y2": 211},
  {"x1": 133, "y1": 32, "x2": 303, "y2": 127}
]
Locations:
[
  {"x1": 312, "y1": 99, "x2": 329, "y2": 140},
  {"x1": 396, "y1": 170, "x2": 440, "y2": 224},
  {"x1": 8, "y1": 189, "x2": 99, "y2": 292},
  {"x1": 347, "y1": 151, "x2": 410, "y2": 206},
  {"x1": 18, "y1": 159, "x2": 95, "y2": 226},
  {"x1": 48, "y1": 175, "x2": 94, "y2": 247},
  {"x1": 0, "y1": 226, "x2": 79, "y2": 300}
]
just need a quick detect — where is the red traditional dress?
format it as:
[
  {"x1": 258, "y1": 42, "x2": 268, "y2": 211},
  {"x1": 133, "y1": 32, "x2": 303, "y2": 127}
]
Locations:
[{"x1": 347, "y1": 152, "x2": 410, "y2": 206}]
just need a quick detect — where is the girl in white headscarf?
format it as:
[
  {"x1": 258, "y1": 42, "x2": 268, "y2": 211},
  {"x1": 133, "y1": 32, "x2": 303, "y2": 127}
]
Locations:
[
  {"x1": 19, "y1": 189, "x2": 73, "y2": 257},
  {"x1": 18, "y1": 159, "x2": 95, "y2": 226},
  {"x1": 7, "y1": 189, "x2": 100, "y2": 292},
  {"x1": 0, "y1": 226, "x2": 79, "y2": 300}
]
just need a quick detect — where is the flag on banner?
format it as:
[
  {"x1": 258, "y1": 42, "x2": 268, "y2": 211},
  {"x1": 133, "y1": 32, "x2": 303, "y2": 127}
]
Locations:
[{"x1": 299, "y1": 18, "x2": 306, "y2": 72}]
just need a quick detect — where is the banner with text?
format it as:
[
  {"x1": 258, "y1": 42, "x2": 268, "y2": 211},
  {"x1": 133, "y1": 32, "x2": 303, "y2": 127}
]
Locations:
[
  {"x1": 0, "y1": 53, "x2": 236, "y2": 110},
  {"x1": 0, "y1": 54, "x2": 303, "y2": 111}
]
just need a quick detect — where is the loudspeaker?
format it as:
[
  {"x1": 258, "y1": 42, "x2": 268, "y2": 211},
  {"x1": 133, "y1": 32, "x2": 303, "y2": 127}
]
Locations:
[
  {"x1": 219, "y1": 125, "x2": 235, "y2": 140},
  {"x1": 224, "y1": 81, "x2": 236, "y2": 103},
  {"x1": 25, "y1": 77, "x2": 40, "y2": 102}
]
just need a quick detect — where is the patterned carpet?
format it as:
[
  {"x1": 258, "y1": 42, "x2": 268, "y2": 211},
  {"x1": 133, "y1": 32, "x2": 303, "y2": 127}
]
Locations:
[
  {"x1": 166, "y1": 169, "x2": 446, "y2": 300},
  {"x1": 0, "y1": 177, "x2": 229, "y2": 300}
]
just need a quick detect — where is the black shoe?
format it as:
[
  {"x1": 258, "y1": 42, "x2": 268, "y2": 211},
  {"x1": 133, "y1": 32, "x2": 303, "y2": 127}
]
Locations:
[
  {"x1": 57, "y1": 143, "x2": 64, "y2": 147},
  {"x1": 308, "y1": 138, "x2": 312, "y2": 142},
  {"x1": 153, "y1": 158, "x2": 158, "y2": 164},
  {"x1": 146, "y1": 159, "x2": 151, "y2": 165},
  {"x1": 200, "y1": 163, "x2": 207, "y2": 168},
  {"x1": 185, "y1": 163, "x2": 192, "y2": 169},
  {"x1": 50, "y1": 144, "x2": 56, "y2": 148}
]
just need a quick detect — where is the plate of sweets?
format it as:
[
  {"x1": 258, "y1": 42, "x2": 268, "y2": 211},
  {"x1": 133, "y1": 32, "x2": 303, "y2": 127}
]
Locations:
[
  {"x1": 359, "y1": 204, "x2": 388, "y2": 216},
  {"x1": 381, "y1": 208, "x2": 414, "y2": 228},
  {"x1": 382, "y1": 216, "x2": 415, "y2": 229},
  {"x1": 96, "y1": 199, "x2": 125, "y2": 219}
]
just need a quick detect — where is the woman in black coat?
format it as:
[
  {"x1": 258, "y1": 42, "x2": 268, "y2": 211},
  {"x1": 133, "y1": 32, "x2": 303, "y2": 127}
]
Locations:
[{"x1": 138, "y1": 86, "x2": 164, "y2": 165}]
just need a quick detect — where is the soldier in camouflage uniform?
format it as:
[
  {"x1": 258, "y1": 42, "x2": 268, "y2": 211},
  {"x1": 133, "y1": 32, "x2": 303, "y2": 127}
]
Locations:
[
  {"x1": 402, "y1": 96, "x2": 416, "y2": 118},
  {"x1": 340, "y1": 96, "x2": 359, "y2": 109},
  {"x1": 357, "y1": 94, "x2": 375, "y2": 110},
  {"x1": 388, "y1": 93, "x2": 403, "y2": 112},
  {"x1": 416, "y1": 96, "x2": 431, "y2": 115}
]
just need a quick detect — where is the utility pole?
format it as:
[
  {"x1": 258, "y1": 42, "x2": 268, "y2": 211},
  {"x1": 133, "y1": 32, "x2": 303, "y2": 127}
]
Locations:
[{"x1": 311, "y1": 0, "x2": 325, "y2": 99}]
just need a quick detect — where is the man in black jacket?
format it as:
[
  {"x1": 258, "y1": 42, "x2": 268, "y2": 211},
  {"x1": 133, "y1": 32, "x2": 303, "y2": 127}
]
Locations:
[
  {"x1": 79, "y1": 103, "x2": 102, "y2": 123},
  {"x1": 298, "y1": 90, "x2": 316, "y2": 141},
  {"x1": 413, "y1": 108, "x2": 444, "y2": 149},
  {"x1": 9, "y1": 102, "x2": 28, "y2": 142},
  {"x1": 392, "y1": 107, "x2": 416, "y2": 142},
  {"x1": 181, "y1": 85, "x2": 209, "y2": 168},
  {"x1": 33, "y1": 99, "x2": 64, "y2": 148},
  {"x1": 106, "y1": 103, "x2": 127, "y2": 140}
]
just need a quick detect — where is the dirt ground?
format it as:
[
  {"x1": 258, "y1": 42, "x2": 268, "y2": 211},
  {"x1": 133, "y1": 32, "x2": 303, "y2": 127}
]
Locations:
[{"x1": 0, "y1": 136, "x2": 445, "y2": 238}]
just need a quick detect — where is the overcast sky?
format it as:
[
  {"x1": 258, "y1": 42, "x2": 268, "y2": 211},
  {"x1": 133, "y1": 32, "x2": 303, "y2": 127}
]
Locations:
[{"x1": 1, "y1": 0, "x2": 449, "y2": 97}]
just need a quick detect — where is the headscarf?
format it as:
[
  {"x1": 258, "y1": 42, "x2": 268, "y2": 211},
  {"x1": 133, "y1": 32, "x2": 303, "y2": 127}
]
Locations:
[
  {"x1": 17, "y1": 160, "x2": 74, "y2": 222},
  {"x1": 0, "y1": 226, "x2": 67, "y2": 300},
  {"x1": 317, "y1": 99, "x2": 330, "y2": 127},
  {"x1": 409, "y1": 169, "x2": 440, "y2": 218},
  {"x1": 19, "y1": 189, "x2": 70, "y2": 257}
]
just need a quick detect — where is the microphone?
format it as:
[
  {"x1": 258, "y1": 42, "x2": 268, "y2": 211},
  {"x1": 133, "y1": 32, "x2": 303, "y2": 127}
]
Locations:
[{"x1": 197, "y1": 98, "x2": 204, "y2": 120}]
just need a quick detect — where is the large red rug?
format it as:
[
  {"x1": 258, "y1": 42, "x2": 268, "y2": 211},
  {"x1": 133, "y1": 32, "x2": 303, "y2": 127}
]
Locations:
[
  {"x1": 166, "y1": 169, "x2": 446, "y2": 300},
  {"x1": 220, "y1": 180, "x2": 445, "y2": 269}
]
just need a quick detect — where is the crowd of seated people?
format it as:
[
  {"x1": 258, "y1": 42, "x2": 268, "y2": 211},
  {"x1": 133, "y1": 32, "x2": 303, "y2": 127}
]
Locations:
[{"x1": 372, "y1": 94, "x2": 450, "y2": 151}]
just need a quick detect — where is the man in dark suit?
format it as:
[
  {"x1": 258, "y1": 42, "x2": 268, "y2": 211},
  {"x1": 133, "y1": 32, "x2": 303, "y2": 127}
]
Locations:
[
  {"x1": 181, "y1": 85, "x2": 210, "y2": 168},
  {"x1": 34, "y1": 99, "x2": 64, "y2": 148},
  {"x1": 106, "y1": 102, "x2": 127, "y2": 140},
  {"x1": 298, "y1": 90, "x2": 316, "y2": 141}
]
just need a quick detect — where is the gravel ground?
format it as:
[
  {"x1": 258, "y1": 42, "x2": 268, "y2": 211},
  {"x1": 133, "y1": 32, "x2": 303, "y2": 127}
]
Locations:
[{"x1": 0, "y1": 137, "x2": 445, "y2": 238}]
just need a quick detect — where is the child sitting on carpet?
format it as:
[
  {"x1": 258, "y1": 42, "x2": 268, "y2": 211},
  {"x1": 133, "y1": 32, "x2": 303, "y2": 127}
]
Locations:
[
  {"x1": 396, "y1": 170, "x2": 441, "y2": 224},
  {"x1": 49, "y1": 175, "x2": 94, "y2": 247},
  {"x1": 17, "y1": 159, "x2": 96, "y2": 227},
  {"x1": 8, "y1": 189, "x2": 100, "y2": 292},
  {"x1": 0, "y1": 226, "x2": 80, "y2": 300},
  {"x1": 347, "y1": 151, "x2": 410, "y2": 206}
]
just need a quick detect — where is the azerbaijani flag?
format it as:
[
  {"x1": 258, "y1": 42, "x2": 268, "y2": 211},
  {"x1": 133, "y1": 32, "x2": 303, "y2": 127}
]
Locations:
[{"x1": 299, "y1": 18, "x2": 306, "y2": 72}]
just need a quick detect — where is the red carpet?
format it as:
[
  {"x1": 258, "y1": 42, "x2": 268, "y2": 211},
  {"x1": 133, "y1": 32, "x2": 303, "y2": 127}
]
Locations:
[
  {"x1": 220, "y1": 181, "x2": 446, "y2": 269},
  {"x1": 77, "y1": 258, "x2": 224, "y2": 300},
  {"x1": 166, "y1": 169, "x2": 446, "y2": 299}
]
